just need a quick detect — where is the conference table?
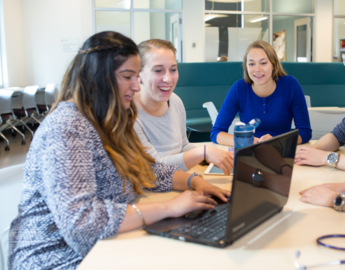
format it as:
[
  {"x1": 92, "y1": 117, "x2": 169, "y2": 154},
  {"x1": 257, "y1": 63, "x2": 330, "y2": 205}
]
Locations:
[{"x1": 78, "y1": 141, "x2": 345, "y2": 270}]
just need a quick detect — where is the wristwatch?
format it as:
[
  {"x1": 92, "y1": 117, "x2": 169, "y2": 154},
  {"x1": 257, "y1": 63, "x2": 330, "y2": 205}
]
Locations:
[
  {"x1": 326, "y1": 152, "x2": 339, "y2": 168},
  {"x1": 252, "y1": 168, "x2": 263, "y2": 186},
  {"x1": 333, "y1": 192, "x2": 345, "y2": 211}
]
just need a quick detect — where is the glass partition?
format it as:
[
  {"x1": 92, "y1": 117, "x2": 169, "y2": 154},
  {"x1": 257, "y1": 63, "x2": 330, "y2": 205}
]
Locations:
[
  {"x1": 95, "y1": 11, "x2": 131, "y2": 38},
  {"x1": 95, "y1": 0, "x2": 130, "y2": 9},
  {"x1": 133, "y1": 0, "x2": 182, "y2": 10},
  {"x1": 205, "y1": 0, "x2": 270, "y2": 12},
  {"x1": 272, "y1": 16, "x2": 313, "y2": 62},
  {"x1": 334, "y1": 0, "x2": 345, "y2": 16},
  {"x1": 205, "y1": 14, "x2": 269, "y2": 62},
  {"x1": 333, "y1": 18, "x2": 345, "y2": 62},
  {"x1": 133, "y1": 12, "x2": 181, "y2": 61},
  {"x1": 272, "y1": 0, "x2": 314, "y2": 14}
]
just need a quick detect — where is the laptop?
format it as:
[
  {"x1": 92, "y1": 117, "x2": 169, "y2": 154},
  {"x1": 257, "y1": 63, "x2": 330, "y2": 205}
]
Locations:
[{"x1": 144, "y1": 129, "x2": 299, "y2": 248}]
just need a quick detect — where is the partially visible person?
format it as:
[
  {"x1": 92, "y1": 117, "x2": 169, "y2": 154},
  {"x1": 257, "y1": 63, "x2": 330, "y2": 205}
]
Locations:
[
  {"x1": 8, "y1": 32, "x2": 230, "y2": 270},
  {"x1": 134, "y1": 39, "x2": 233, "y2": 175},
  {"x1": 300, "y1": 183, "x2": 345, "y2": 212},
  {"x1": 211, "y1": 40, "x2": 311, "y2": 146},
  {"x1": 295, "y1": 118, "x2": 345, "y2": 170},
  {"x1": 219, "y1": 55, "x2": 228, "y2": 62}
]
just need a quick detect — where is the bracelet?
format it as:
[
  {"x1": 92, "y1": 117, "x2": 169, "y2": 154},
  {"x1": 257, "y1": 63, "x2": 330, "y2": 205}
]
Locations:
[
  {"x1": 187, "y1": 172, "x2": 202, "y2": 190},
  {"x1": 131, "y1": 204, "x2": 146, "y2": 227},
  {"x1": 280, "y1": 164, "x2": 292, "y2": 174},
  {"x1": 204, "y1": 145, "x2": 206, "y2": 161}
]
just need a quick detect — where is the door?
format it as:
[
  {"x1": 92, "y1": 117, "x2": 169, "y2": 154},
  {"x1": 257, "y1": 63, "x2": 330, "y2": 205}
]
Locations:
[{"x1": 294, "y1": 17, "x2": 311, "y2": 62}]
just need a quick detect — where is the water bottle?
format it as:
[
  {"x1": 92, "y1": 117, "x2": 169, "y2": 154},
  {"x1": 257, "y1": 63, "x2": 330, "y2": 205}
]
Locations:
[{"x1": 234, "y1": 119, "x2": 261, "y2": 150}]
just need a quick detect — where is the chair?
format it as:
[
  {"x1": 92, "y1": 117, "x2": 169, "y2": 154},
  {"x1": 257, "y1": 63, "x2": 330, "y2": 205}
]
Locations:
[
  {"x1": 202, "y1": 102, "x2": 218, "y2": 126},
  {"x1": 44, "y1": 84, "x2": 57, "y2": 113},
  {"x1": 12, "y1": 86, "x2": 41, "y2": 137},
  {"x1": 0, "y1": 90, "x2": 26, "y2": 151},
  {"x1": 305, "y1": 95, "x2": 311, "y2": 108},
  {"x1": 202, "y1": 101, "x2": 240, "y2": 135},
  {"x1": 309, "y1": 108, "x2": 345, "y2": 140},
  {"x1": 0, "y1": 164, "x2": 24, "y2": 270}
]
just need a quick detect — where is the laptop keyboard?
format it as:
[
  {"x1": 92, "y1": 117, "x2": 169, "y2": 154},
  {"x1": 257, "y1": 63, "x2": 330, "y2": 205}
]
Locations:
[{"x1": 171, "y1": 203, "x2": 229, "y2": 240}]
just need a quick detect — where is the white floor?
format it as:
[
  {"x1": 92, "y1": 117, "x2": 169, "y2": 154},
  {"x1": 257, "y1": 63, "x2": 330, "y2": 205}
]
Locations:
[{"x1": 0, "y1": 129, "x2": 33, "y2": 169}]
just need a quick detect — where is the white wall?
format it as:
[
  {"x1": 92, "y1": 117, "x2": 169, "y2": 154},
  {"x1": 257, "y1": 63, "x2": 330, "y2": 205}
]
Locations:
[
  {"x1": 314, "y1": 0, "x2": 333, "y2": 62},
  {"x1": 3, "y1": 0, "x2": 93, "y2": 88},
  {"x1": 2, "y1": 0, "x2": 26, "y2": 87},
  {"x1": 183, "y1": 0, "x2": 205, "y2": 62}
]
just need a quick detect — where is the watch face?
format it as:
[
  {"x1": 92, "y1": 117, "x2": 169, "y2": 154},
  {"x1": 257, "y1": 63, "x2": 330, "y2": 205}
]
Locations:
[
  {"x1": 252, "y1": 169, "x2": 263, "y2": 185},
  {"x1": 328, "y1": 153, "x2": 338, "y2": 163},
  {"x1": 334, "y1": 196, "x2": 343, "y2": 206}
]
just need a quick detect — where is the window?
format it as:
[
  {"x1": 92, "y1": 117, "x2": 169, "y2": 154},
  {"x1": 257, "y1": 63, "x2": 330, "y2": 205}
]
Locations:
[
  {"x1": 333, "y1": 0, "x2": 345, "y2": 63},
  {"x1": 93, "y1": 0, "x2": 183, "y2": 62},
  {"x1": 204, "y1": 0, "x2": 314, "y2": 62}
]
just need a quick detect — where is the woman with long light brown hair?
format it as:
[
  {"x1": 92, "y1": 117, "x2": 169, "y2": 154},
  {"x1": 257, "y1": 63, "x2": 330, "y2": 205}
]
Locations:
[
  {"x1": 8, "y1": 32, "x2": 229, "y2": 270},
  {"x1": 211, "y1": 40, "x2": 311, "y2": 146}
]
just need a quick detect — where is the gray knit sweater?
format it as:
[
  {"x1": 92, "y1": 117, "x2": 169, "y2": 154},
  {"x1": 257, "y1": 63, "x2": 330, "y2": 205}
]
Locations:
[{"x1": 8, "y1": 102, "x2": 178, "y2": 270}]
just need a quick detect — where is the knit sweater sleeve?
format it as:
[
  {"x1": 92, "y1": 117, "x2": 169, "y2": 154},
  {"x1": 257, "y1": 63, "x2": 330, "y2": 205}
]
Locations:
[{"x1": 41, "y1": 121, "x2": 128, "y2": 258}]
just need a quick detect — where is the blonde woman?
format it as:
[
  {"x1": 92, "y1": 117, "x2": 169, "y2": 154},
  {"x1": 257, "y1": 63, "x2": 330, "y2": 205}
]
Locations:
[
  {"x1": 134, "y1": 39, "x2": 233, "y2": 175},
  {"x1": 8, "y1": 32, "x2": 229, "y2": 270}
]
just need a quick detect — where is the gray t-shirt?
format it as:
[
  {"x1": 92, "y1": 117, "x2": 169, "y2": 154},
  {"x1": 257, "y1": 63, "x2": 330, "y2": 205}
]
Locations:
[
  {"x1": 134, "y1": 93, "x2": 196, "y2": 171},
  {"x1": 331, "y1": 117, "x2": 345, "y2": 145}
]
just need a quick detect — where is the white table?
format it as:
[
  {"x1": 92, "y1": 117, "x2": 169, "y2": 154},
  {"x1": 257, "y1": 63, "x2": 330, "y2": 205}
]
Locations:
[{"x1": 78, "y1": 142, "x2": 345, "y2": 270}]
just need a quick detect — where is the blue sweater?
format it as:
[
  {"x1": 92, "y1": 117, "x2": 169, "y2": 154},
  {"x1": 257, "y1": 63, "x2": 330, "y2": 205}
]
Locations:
[{"x1": 211, "y1": 76, "x2": 312, "y2": 144}]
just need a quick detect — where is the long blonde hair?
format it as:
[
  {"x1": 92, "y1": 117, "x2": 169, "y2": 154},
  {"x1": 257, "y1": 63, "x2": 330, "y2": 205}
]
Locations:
[{"x1": 51, "y1": 31, "x2": 156, "y2": 194}]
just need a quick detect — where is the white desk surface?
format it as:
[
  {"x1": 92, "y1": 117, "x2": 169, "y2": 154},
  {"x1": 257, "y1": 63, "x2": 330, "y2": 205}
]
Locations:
[{"x1": 78, "y1": 141, "x2": 345, "y2": 270}]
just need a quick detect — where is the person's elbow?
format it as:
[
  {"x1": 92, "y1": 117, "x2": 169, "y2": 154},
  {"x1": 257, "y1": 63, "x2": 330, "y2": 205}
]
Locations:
[
  {"x1": 300, "y1": 129, "x2": 312, "y2": 144},
  {"x1": 210, "y1": 128, "x2": 219, "y2": 144}
]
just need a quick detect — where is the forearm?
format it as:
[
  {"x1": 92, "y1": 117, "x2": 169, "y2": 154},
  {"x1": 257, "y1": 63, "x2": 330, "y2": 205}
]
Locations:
[
  {"x1": 171, "y1": 170, "x2": 196, "y2": 191},
  {"x1": 182, "y1": 147, "x2": 204, "y2": 169},
  {"x1": 118, "y1": 202, "x2": 170, "y2": 233},
  {"x1": 216, "y1": 132, "x2": 234, "y2": 146},
  {"x1": 311, "y1": 133, "x2": 341, "y2": 151},
  {"x1": 297, "y1": 135, "x2": 302, "y2": 145},
  {"x1": 334, "y1": 154, "x2": 345, "y2": 171}
]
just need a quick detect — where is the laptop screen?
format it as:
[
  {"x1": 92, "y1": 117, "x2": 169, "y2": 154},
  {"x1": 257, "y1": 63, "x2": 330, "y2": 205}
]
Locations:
[{"x1": 226, "y1": 130, "x2": 298, "y2": 241}]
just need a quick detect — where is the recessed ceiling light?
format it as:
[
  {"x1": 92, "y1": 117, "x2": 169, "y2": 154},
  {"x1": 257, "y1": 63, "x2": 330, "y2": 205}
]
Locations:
[
  {"x1": 248, "y1": 16, "x2": 268, "y2": 23},
  {"x1": 204, "y1": 14, "x2": 228, "y2": 21}
]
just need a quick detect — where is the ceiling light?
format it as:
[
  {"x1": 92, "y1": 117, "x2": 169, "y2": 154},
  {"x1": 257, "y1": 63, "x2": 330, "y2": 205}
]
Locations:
[
  {"x1": 204, "y1": 14, "x2": 228, "y2": 21},
  {"x1": 248, "y1": 16, "x2": 268, "y2": 23}
]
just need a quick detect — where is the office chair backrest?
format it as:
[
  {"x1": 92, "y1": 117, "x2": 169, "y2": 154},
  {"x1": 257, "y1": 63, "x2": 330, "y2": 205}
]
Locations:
[
  {"x1": 0, "y1": 90, "x2": 15, "y2": 115},
  {"x1": 0, "y1": 164, "x2": 24, "y2": 270},
  {"x1": 202, "y1": 102, "x2": 218, "y2": 126},
  {"x1": 22, "y1": 86, "x2": 39, "y2": 111},
  {"x1": 305, "y1": 95, "x2": 311, "y2": 108},
  {"x1": 44, "y1": 84, "x2": 57, "y2": 107},
  {"x1": 202, "y1": 101, "x2": 241, "y2": 135}
]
